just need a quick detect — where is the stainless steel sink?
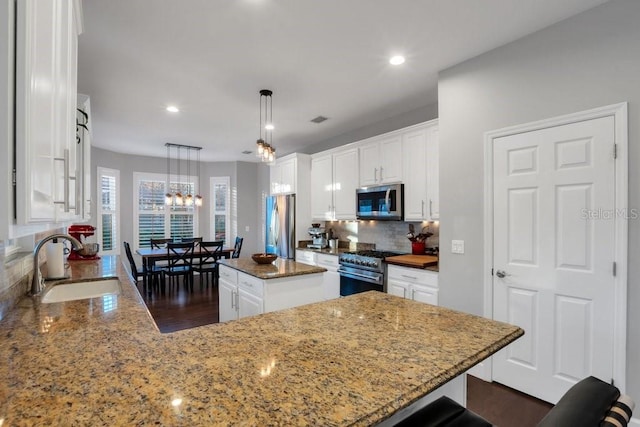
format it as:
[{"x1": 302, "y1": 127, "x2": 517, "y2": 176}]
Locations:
[{"x1": 41, "y1": 279, "x2": 121, "y2": 303}]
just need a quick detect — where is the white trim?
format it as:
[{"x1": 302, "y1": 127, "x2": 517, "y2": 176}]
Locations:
[
  {"x1": 482, "y1": 103, "x2": 628, "y2": 392},
  {"x1": 210, "y1": 176, "x2": 231, "y2": 247},
  {"x1": 96, "y1": 167, "x2": 120, "y2": 256},
  {"x1": 629, "y1": 416, "x2": 640, "y2": 426}
]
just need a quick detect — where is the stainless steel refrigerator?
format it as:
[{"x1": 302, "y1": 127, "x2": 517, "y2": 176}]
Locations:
[{"x1": 265, "y1": 194, "x2": 296, "y2": 259}]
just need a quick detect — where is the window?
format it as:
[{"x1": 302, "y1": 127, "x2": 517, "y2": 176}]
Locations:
[
  {"x1": 133, "y1": 172, "x2": 198, "y2": 249},
  {"x1": 210, "y1": 176, "x2": 230, "y2": 246},
  {"x1": 97, "y1": 167, "x2": 120, "y2": 255}
]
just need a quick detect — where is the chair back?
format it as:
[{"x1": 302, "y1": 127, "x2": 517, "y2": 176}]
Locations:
[
  {"x1": 199, "y1": 241, "x2": 224, "y2": 265},
  {"x1": 232, "y1": 237, "x2": 243, "y2": 258},
  {"x1": 166, "y1": 242, "x2": 195, "y2": 269},
  {"x1": 150, "y1": 238, "x2": 172, "y2": 249},
  {"x1": 181, "y1": 237, "x2": 203, "y2": 244},
  {"x1": 123, "y1": 242, "x2": 139, "y2": 277}
]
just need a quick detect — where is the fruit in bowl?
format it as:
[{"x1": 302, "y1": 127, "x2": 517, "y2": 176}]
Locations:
[{"x1": 251, "y1": 253, "x2": 277, "y2": 264}]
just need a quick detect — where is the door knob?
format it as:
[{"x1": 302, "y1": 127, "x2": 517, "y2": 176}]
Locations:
[{"x1": 496, "y1": 270, "x2": 508, "y2": 278}]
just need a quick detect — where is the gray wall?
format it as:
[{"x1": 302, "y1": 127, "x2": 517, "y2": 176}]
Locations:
[
  {"x1": 91, "y1": 147, "x2": 257, "y2": 257},
  {"x1": 438, "y1": 0, "x2": 639, "y2": 398},
  {"x1": 302, "y1": 103, "x2": 439, "y2": 154}
]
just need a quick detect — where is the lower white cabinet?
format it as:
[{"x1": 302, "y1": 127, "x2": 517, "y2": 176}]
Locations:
[
  {"x1": 218, "y1": 264, "x2": 325, "y2": 322},
  {"x1": 295, "y1": 249, "x2": 316, "y2": 266},
  {"x1": 386, "y1": 265, "x2": 439, "y2": 306},
  {"x1": 316, "y1": 253, "x2": 340, "y2": 300}
]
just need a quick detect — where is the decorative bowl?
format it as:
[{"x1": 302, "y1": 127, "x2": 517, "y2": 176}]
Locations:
[{"x1": 251, "y1": 253, "x2": 277, "y2": 264}]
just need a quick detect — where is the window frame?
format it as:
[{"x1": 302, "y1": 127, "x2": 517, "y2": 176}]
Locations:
[
  {"x1": 210, "y1": 176, "x2": 231, "y2": 247},
  {"x1": 133, "y1": 172, "x2": 199, "y2": 250},
  {"x1": 96, "y1": 167, "x2": 120, "y2": 255}
]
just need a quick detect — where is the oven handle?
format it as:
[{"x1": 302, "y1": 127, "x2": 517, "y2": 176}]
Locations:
[{"x1": 338, "y1": 268, "x2": 382, "y2": 284}]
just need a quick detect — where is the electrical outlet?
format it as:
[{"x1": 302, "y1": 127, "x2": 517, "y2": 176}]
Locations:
[{"x1": 451, "y1": 240, "x2": 465, "y2": 254}]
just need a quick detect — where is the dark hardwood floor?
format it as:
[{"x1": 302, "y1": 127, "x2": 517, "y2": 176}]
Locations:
[{"x1": 136, "y1": 278, "x2": 553, "y2": 425}]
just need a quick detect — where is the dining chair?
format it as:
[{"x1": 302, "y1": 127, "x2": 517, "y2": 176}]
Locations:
[
  {"x1": 232, "y1": 237, "x2": 243, "y2": 258},
  {"x1": 181, "y1": 237, "x2": 203, "y2": 244},
  {"x1": 150, "y1": 238, "x2": 173, "y2": 248},
  {"x1": 162, "y1": 241, "x2": 195, "y2": 293},
  {"x1": 192, "y1": 241, "x2": 224, "y2": 289},
  {"x1": 123, "y1": 241, "x2": 164, "y2": 295}
]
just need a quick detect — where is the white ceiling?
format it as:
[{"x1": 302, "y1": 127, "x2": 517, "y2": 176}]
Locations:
[{"x1": 78, "y1": 0, "x2": 608, "y2": 162}]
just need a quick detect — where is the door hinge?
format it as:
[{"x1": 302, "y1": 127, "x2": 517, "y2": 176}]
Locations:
[
  {"x1": 12, "y1": 169, "x2": 16, "y2": 186},
  {"x1": 614, "y1": 143, "x2": 617, "y2": 159},
  {"x1": 491, "y1": 268, "x2": 494, "y2": 276},
  {"x1": 613, "y1": 262, "x2": 617, "y2": 276}
]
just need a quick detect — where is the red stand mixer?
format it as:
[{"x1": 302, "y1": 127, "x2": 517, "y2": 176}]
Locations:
[{"x1": 67, "y1": 224, "x2": 100, "y2": 260}]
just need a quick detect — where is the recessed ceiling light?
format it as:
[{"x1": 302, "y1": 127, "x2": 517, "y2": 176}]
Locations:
[
  {"x1": 166, "y1": 105, "x2": 179, "y2": 113},
  {"x1": 389, "y1": 55, "x2": 405, "y2": 65}
]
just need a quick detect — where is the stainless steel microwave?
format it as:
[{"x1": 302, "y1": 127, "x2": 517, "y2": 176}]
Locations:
[{"x1": 356, "y1": 184, "x2": 404, "y2": 221}]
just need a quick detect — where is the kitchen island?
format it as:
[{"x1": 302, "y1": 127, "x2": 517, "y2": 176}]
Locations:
[{"x1": 0, "y1": 256, "x2": 523, "y2": 426}]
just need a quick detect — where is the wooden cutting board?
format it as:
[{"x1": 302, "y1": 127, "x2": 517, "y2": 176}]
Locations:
[{"x1": 384, "y1": 254, "x2": 438, "y2": 268}]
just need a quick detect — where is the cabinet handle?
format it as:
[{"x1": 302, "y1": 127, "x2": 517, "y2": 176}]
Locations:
[
  {"x1": 429, "y1": 199, "x2": 433, "y2": 218},
  {"x1": 231, "y1": 290, "x2": 236, "y2": 308},
  {"x1": 374, "y1": 167, "x2": 378, "y2": 182},
  {"x1": 401, "y1": 274, "x2": 418, "y2": 280},
  {"x1": 53, "y1": 149, "x2": 70, "y2": 212},
  {"x1": 421, "y1": 200, "x2": 425, "y2": 217},
  {"x1": 236, "y1": 291, "x2": 240, "y2": 311},
  {"x1": 380, "y1": 166, "x2": 383, "y2": 181},
  {"x1": 411, "y1": 288, "x2": 415, "y2": 300}
]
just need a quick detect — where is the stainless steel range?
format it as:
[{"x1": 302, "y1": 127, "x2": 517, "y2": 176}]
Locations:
[{"x1": 338, "y1": 250, "x2": 403, "y2": 296}]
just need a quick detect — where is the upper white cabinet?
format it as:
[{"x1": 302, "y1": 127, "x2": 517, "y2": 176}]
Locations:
[
  {"x1": 15, "y1": 0, "x2": 83, "y2": 225},
  {"x1": 270, "y1": 156, "x2": 296, "y2": 195},
  {"x1": 403, "y1": 120, "x2": 439, "y2": 221},
  {"x1": 359, "y1": 135, "x2": 403, "y2": 186},
  {"x1": 311, "y1": 148, "x2": 359, "y2": 221}
]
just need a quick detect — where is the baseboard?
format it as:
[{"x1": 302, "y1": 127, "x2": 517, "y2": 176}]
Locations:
[{"x1": 630, "y1": 416, "x2": 640, "y2": 426}]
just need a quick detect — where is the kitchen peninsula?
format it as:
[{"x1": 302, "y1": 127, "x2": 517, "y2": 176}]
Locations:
[{"x1": 0, "y1": 257, "x2": 523, "y2": 425}]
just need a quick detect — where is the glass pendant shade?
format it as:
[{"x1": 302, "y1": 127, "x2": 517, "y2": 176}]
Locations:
[
  {"x1": 195, "y1": 195, "x2": 203, "y2": 207},
  {"x1": 256, "y1": 90, "x2": 276, "y2": 163},
  {"x1": 165, "y1": 193, "x2": 173, "y2": 205}
]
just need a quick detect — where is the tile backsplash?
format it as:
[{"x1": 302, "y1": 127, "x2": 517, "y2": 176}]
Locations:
[{"x1": 324, "y1": 220, "x2": 439, "y2": 253}]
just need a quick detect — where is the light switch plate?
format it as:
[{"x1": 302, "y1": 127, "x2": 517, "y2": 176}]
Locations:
[{"x1": 451, "y1": 240, "x2": 465, "y2": 254}]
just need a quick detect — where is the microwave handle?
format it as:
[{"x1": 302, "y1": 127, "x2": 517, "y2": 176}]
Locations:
[{"x1": 385, "y1": 188, "x2": 391, "y2": 213}]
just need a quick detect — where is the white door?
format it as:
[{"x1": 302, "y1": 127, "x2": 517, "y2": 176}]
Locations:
[
  {"x1": 218, "y1": 281, "x2": 237, "y2": 322},
  {"x1": 492, "y1": 116, "x2": 616, "y2": 404}
]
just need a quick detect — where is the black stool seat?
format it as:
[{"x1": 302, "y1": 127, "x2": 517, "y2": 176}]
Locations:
[{"x1": 393, "y1": 396, "x2": 491, "y2": 427}]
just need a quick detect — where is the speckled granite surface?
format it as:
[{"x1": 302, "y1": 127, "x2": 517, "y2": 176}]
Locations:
[
  {"x1": 0, "y1": 256, "x2": 523, "y2": 426},
  {"x1": 218, "y1": 258, "x2": 327, "y2": 279}
]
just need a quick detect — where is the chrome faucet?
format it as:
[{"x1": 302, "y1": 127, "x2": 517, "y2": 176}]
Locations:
[{"x1": 31, "y1": 234, "x2": 83, "y2": 295}]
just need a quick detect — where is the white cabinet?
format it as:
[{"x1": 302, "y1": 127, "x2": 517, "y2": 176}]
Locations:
[
  {"x1": 403, "y1": 121, "x2": 439, "y2": 221},
  {"x1": 270, "y1": 157, "x2": 296, "y2": 194},
  {"x1": 316, "y1": 253, "x2": 340, "y2": 300},
  {"x1": 359, "y1": 135, "x2": 403, "y2": 186},
  {"x1": 311, "y1": 148, "x2": 359, "y2": 221},
  {"x1": 295, "y1": 249, "x2": 316, "y2": 266},
  {"x1": 76, "y1": 94, "x2": 91, "y2": 220},
  {"x1": 14, "y1": 0, "x2": 82, "y2": 226},
  {"x1": 387, "y1": 265, "x2": 439, "y2": 306},
  {"x1": 218, "y1": 264, "x2": 324, "y2": 323}
]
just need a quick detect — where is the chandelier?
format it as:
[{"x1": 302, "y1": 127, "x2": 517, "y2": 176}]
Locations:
[
  {"x1": 256, "y1": 89, "x2": 276, "y2": 163},
  {"x1": 165, "y1": 143, "x2": 203, "y2": 207}
]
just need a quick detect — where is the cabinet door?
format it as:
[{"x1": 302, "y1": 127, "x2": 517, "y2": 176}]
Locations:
[
  {"x1": 238, "y1": 288, "x2": 263, "y2": 319},
  {"x1": 218, "y1": 280, "x2": 238, "y2": 322},
  {"x1": 403, "y1": 128, "x2": 428, "y2": 220},
  {"x1": 311, "y1": 155, "x2": 333, "y2": 220},
  {"x1": 270, "y1": 163, "x2": 282, "y2": 194},
  {"x1": 296, "y1": 249, "x2": 316, "y2": 266},
  {"x1": 387, "y1": 280, "x2": 409, "y2": 299},
  {"x1": 379, "y1": 135, "x2": 403, "y2": 184},
  {"x1": 333, "y1": 148, "x2": 358, "y2": 220},
  {"x1": 426, "y1": 126, "x2": 439, "y2": 220},
  {"x1": 280, "y1": 158, "x2": 296, "y2": 194},
  {"x1": 411, "y1": 283, "x2": 438, "y2": 306},
  {"x1": 322, "y1": 270, "x2": 340, "y2": 300},
  {"x1": 15, "y1": 0, "x2": 59, "y2": 223},
  {"x1": 359, "y1": 142, "x2": 379, "y2": 186}
]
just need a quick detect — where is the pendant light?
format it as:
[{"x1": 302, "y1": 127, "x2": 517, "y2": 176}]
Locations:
[
  {"x1": 174, "y1": 145, "x2": 184, "y2": 206},
  {"x1": 165, "y1": 144, "x2": 173, "y2": 205},
  {"x1": 164, "y1": 143, "x2": 203, "y2": 208},
  {"x1": 195, "y1": 148, "x2": 203, "y2": 207},
  {"x1": 256, "y1": 89, "x2": 276, "y2": 164},
  {"x1": 184, "y1": 147, "x2": 194, "y2": 206}
]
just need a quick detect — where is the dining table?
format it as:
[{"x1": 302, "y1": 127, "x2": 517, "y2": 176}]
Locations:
[{"x1": 136, "y1": 246, "x2": 234, "y2": 273}]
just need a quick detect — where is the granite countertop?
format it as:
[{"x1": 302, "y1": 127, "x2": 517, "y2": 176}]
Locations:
[
  {"x1": 218, "y1": 258, "x2": 327, "y2": 279},
  {"x1": 0, "y1": 256, "x2": 523, "y2": 426}
]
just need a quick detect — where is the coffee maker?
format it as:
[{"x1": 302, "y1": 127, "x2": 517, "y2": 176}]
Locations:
[
  {"x1": 308, "y1": 226, "x2": 328, "y2": 249},
  {"x1": 67, "y1": 224, "x2": 100, "y2": 260}
]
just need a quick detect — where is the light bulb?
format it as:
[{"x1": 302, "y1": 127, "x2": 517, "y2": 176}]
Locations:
[
  {"x1": 175, "y1": 192, "x2": 184, "y2": 206},
  {"x1": 195, "y1": 195, "x2": 203, "y2": 207},
  {"x1": 165, "y1": 193, "x2": 173, "y2": 205},
  {"x1": 185, "y1": 194, "x2": 193, "y2": 206}
]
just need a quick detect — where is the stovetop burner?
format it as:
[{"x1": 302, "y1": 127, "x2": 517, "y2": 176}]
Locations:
[{"x1": 343, "y1": 250, "x2": 405, "y2": 259}]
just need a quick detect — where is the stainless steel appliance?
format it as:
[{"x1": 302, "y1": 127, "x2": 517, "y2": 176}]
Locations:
[
  {"x1": 338, "y1": 250, "x2": 403, "y2": 296},
  {"x1": 308, "y1": 226, "x2": 327, "y2": 249},
  {"x1": 356, "y1": 184, "x2": 404, "y2": 221},
  {"x1": 265, "y1": 194, "x2": 296, "y2": 259}
]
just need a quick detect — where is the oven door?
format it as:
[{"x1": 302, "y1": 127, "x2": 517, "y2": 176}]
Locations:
[{"x1": 338, "y1": 266, "x2": 384, "y2": 296}]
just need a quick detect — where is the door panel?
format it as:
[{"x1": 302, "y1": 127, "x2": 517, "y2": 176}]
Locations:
[{"x1": 493, "y1": 116, "x2": 615, "y2": 404}]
